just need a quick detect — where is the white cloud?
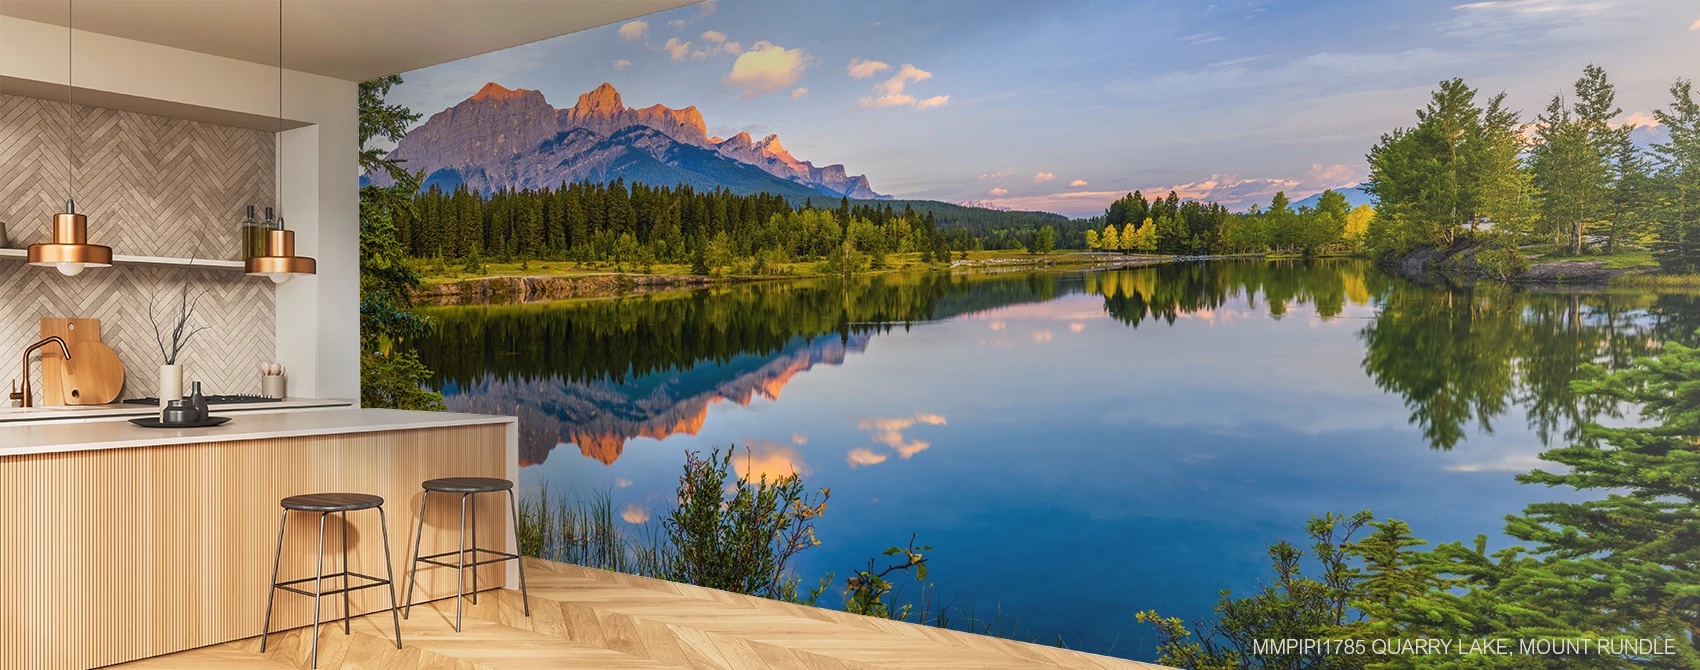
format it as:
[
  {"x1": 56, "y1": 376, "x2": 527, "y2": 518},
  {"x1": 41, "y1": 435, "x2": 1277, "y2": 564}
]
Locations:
[
  {"x1": 668, "y1": 19, "x2": 686, "y2": 29},
  {"x1": 1033, "y1": 172, "x2": 1056, "y2": 182},
  {"x1": 1181, "y1": 32, "x2": 1224, "y2": 44},
  {"x1": 848, "y1": 57, "x2": 892, "y2": 79},
  {"x1": 978, "y1": 167, "x2": 1014, "y2": 179},
  {"x1": 620, "y1": 504, "x2": 650, "y2": 524},
  {"x1": 857, "y1": 413, "x2": 948, "y2": 459},
  {"x1": 618, "y1": 21, "x2": 649, "y2": 42},
  {"x1": 1069, "y1": 179, "x2": 1089, "y2": 187},
  {"x1": 791, "y1": 433, "x2": 808, "y2": 445},
  {"x1": 725, "y1": 41, "x2": 810, "y2": 97},
  {"x1": 989, "y1": 187, "x2": 1009, "y2": 196},
  {"x1": 664, "y1": 37, "x2": 692, "y2": 61},
  {"x1": 875, "y1": 63, "x2": 932, "y2": 95},
  {"x1": 847, "y1": 447, "x2": 888, "y2": 468},
  {"x1": 701, "y1": 30, "x2": 728, "y2": 43},
  {"x1": 613, "y1": 59, "x2": 631, "y2": 71},
  {"x1": 614, "y1": 477, "x2": 633, "y2": 487},
  {"x1": 858, "y1": 63, "x2": 948, "y2": 110},
  {"x1": 791, "y1": 87, "x2": 809, "y2": 100}
]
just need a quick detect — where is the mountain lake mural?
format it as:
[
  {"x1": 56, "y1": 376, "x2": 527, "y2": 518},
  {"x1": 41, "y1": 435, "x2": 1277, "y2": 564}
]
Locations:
[{"x1": 356, "y1": 1, "x2": 1700, "y2": 666}]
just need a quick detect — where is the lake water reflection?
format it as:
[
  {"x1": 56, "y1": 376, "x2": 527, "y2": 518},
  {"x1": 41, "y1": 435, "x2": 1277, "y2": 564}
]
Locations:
[{"x1": 416, "y1": 260, "x2": 1700, "y2": 660}]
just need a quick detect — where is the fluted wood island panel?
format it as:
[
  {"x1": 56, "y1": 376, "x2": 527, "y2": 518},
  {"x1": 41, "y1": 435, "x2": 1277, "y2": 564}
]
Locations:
[{"x1": 0, "y1": 410, "x2": 518, "y2": 670}]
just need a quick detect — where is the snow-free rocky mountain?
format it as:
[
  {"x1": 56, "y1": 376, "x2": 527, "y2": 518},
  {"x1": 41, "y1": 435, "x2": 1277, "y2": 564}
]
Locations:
[{"x1": 371, "y1": 82, "x2": 885, "y2": 201}]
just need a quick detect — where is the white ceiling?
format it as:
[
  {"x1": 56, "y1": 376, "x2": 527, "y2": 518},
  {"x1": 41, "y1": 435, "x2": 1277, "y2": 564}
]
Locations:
[{"x1": 0, "y1": 0, "x2": 696, "y2": 81}]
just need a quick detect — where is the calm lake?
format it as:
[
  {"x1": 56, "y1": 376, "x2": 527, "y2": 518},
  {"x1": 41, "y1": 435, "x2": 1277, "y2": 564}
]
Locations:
[{"x1": 416, "y1": 260, "x2": 1700, "y2": 661}]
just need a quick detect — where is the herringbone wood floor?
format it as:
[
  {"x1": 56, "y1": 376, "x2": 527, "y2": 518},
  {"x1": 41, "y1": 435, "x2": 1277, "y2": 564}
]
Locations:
[{"x1": 117, "y1": 558, "x2": 1170, "y2": 670}]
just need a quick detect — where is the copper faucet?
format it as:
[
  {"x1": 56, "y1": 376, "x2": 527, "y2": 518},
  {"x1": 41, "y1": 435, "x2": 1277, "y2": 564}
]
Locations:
[{"x1": 9, "y1": 336, "x2": 71, "y2": 408}]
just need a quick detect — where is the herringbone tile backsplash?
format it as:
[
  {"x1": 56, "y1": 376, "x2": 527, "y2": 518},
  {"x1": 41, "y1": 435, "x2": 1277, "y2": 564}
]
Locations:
[{"x1": 0, "y1": 94, "x2": 277, "y2": 401}]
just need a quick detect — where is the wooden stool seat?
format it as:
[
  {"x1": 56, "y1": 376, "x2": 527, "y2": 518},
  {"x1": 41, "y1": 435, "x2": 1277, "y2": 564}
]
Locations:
[
  {"x1": 421, "y1": 477, "x2": 513, "y2": 493},
  {"x1": 282, "y1": 492, "x2": 384, "y2": 512}
]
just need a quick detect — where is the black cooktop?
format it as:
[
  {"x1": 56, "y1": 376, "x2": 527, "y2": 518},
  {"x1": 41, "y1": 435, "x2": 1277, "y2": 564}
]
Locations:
[{"x1": 122, "y1": 394, "x2": 283, "y2": 405}]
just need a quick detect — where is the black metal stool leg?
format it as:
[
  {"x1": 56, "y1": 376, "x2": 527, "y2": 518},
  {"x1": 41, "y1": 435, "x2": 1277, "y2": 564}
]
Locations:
[
  {"x1": 377, "y1": 505, "x2": 403, "y2": 650},
  {"x1": 403, "y1": 490, "x2": 429, "y2": 620},
  {"x1": 507, "y1": 488, "x2": 531, "y2": 617},
  {"x1": 311, "y1": 511, "x2": 327, "y2": 669},
  {"x1": 470, "y1": 492, "x2": 479, "y2": 604},
  {"x1": 260, "y1": 509, "x2": 288, "y2": 652},
  {"x1": 456, "y1": 492, "x2": 468, "y2": 632},
  {"x1": 341, "y1": 510, "x2": 351, "y2": 634}
]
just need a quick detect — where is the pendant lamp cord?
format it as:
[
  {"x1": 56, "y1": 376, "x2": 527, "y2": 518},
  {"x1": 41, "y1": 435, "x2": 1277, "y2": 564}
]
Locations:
[
  {"x1": 277, "y1": 0, "x2": 283, "y2": 223},
  {"x1": 66, "y1": 0, "x2": 74, "y2": 210}
]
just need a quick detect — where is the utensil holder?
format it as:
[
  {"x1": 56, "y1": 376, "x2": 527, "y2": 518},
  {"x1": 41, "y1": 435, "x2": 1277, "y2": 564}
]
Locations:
[{"x1": 261, "y1": 375, "x2": 286, "y2": 399}]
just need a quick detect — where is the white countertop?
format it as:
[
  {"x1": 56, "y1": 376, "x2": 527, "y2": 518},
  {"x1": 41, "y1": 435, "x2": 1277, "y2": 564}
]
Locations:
[
  {"x1": 0, "y1": 408, "x2": 516, "y2": 457},
  {"x1": 0, "y1": 397, "x2": 353, "y2": 424}
]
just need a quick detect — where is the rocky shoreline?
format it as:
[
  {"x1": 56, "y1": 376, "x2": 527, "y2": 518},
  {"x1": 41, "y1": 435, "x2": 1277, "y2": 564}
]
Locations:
[
  {"x1": 414, "y1": 273, "x2": 721, "y2": 305},
  {"x1": 1382, "y1": 244, "x2": 1643, "y2": 287}
]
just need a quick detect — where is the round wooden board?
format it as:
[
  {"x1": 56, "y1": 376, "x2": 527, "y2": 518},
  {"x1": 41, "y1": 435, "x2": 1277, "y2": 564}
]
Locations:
[{"x1": 62, "y1": 341, "x2": 125, "y2": 405}]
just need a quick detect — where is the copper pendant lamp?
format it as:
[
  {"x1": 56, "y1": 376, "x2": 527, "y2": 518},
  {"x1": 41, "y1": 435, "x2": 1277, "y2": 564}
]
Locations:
[
  {"x1": 246, "y1": 0, "x2": 316, "y2": 284},
  {"x1": 28, "y1": 0, "x2": 112, "y2": 277}
]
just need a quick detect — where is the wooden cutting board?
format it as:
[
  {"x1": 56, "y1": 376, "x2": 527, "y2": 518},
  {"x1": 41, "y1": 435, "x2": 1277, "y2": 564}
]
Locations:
[
  {"x1": 39, "y1": 318, "x2": 103, "y2": 406},
  {"x1": 61, "y1": 341, "x2": 125, "y2": 405}
]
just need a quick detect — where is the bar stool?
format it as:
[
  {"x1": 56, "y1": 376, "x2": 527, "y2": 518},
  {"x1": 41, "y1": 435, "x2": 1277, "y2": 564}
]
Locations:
[
  {"x1": 260, "y1": 493, "x2": 403, "y2": 669},
  {"x1": 402, "y1": 477, "x2": 531, "y2": 632}
]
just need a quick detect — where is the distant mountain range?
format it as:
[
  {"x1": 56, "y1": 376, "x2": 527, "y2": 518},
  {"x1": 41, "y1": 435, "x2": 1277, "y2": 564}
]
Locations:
[
  {"x1": 370, "y1": 82, "x2": 886, "y2": 201},
  {"x1": 1292, "y1": 185, "x2": 1374, "y2": 211}
]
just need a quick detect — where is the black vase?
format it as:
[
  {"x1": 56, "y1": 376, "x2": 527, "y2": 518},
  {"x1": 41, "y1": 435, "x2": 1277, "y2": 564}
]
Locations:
[{"x1": 188, "y1": 381, "x2": 209, "y2": 421}]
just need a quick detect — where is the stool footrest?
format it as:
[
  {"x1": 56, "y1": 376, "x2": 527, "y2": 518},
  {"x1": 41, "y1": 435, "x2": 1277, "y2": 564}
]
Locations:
[
  {"x1": 416, "y1": 546, "x2": 522, "y2": 570},
  {"x1": 272, "y1": 571, "x2": 394, "y2": 598}
]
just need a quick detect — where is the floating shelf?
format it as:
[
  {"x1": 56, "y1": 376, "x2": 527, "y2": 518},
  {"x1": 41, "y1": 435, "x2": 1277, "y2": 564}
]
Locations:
[{"x1": 0, "y1": 247, "x2": 245, "y2": 270}]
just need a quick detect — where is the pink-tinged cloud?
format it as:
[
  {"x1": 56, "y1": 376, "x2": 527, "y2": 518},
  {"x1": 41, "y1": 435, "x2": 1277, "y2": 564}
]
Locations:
[
  {"x1": 613, "y1": 59, "x2": 631, "y2": 71},
  {"x1": 847, "y1": 447, "x2": 888, "y2": 468},
  {"x1": 1068, "y1": 322, "x2": 1086, "y2": 332},
  {"x1": 620, "y1": 503, "x2": 650, "y2": 524},
  {"x1": 1619, "y1": 111, "x2": 1661, "y2": 128},
  {"x1": 988, "y1": 320, "x2": 1007, "y2": 331},
  {"x1": 982, "y1": 162, "x2": 1366, "y2": 216},
  {"x1": 858, "y1": 413, "x2": 948, "y2": 459},
  {"x1": 988, "y1": 187, "x2": 1009, "y2": 196},
  {"x1": 725, "y1": 41, "x2": 810, "y2": 97},
  {"x1": 664, "y1": 37, "x2": 691, "y2": 60},
  {"x1": 701, "y1": 30, "x2": 727, "y2": 43},
  {"x1": 979, "y1": 167, "x2": 1014, "y2": 179},
  {"x1": 618, "y1": 21, "x2": 649, "y2": 41},
  {"x1": 848, "y1": 58, "x2": 891, "y2": 79},
  {"x1": 859, "y1": 63, "x2": 946, "y2": 109},
  {"x1": 791, "y1": 433, "x2": 808, "y2": 445},
  {"x1": 791, "y1": 87, "x2": 809, "y2": 100},
  {"x1": 1032, "y1": 330, "x2": 1054, "y2": 343},
  {"x1": 732, "y1": 439, "x2": 810, "y2": 480},
  {"x1": 1069, "y1": 179, "x2": 1088, "y2": 187},
  {"x1": 1034, "y1": 172, "x2": 1056, "y2": 182},
  {"x1": 667, "y1": 19, "x2": 686, "y2": 29},
  {"x1": 1690, "y1": 18, "x2": 1700, "y2": 30}
]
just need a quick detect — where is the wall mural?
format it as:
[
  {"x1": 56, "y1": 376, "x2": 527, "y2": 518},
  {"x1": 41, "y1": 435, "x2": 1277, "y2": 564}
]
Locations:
[{"x1": 373, "y1": 1, "x2": 1700, "y2": 663}]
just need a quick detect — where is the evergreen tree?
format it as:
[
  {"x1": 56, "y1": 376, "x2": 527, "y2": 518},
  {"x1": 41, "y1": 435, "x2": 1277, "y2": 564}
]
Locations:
[{"x1": 1652, "y1": 79, "x2": 1700, "y2": 272}]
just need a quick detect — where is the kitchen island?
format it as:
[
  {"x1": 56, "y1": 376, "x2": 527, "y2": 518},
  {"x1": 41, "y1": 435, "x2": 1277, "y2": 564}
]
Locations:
[{"x1": 0, "y1": 408, "x2": 519, "y2": 670}]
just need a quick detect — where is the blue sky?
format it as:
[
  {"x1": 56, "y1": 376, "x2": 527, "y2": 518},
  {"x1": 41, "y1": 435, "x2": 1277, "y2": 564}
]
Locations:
[{"x1": 390, "y1": 0, "x2": 1700, "y2": 218}]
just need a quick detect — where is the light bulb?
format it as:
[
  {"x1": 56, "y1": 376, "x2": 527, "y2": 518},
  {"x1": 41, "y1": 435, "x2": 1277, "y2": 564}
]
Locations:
[
  {"x1": 270, "y1": 274, "x2": 291, "y2": 284},
  {"x1": 56, "y1": 262, "x2": 85, "y2": 276}
]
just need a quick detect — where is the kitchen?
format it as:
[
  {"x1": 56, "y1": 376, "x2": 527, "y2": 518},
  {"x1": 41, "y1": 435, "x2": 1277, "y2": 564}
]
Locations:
[{"x1": 0, "y1": 2, "x2": 683, "y2": 668}]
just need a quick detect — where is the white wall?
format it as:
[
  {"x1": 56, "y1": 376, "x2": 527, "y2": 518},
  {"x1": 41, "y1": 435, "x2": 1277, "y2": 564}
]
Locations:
[{"x1": 0, "y1": 16, "x2": 360, "y2": 401}]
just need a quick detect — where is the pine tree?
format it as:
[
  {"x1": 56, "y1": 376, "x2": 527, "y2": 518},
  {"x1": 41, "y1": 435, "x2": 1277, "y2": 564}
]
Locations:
[{"x1": 1652, "y1": 79, "x2": 1700, "y2": 271}]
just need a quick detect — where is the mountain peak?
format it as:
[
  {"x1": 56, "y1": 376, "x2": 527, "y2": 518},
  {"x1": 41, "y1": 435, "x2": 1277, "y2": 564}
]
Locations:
[
  {"x1": 576, "y1": 82, "x2": 625, "y2": 114},
  {"x1": 471, "y1": 82, "x2": 540, "y2": 102}
]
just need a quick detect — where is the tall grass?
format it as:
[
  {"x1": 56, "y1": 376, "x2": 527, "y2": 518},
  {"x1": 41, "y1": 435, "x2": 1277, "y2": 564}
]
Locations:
[{"x1": 516, "y1": 482, "x2": 671, "y2": 577}]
